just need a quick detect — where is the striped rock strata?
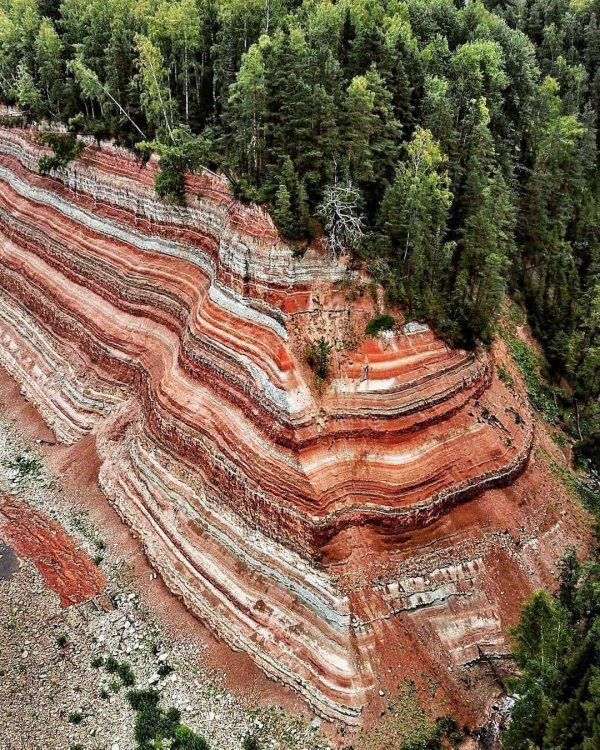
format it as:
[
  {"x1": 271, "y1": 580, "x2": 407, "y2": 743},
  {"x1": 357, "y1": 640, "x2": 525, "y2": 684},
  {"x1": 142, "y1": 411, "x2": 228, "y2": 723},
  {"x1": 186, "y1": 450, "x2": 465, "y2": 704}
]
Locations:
[{"x1": 0, "y1": 126, "x2": 536, "y2": 723}]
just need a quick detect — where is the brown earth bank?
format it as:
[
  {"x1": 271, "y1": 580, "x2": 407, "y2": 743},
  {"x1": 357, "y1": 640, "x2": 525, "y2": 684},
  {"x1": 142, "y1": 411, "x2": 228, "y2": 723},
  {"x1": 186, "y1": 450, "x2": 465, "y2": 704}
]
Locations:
[{"x1": 0, "y1": 124, "x2": 592, "y2": 739}]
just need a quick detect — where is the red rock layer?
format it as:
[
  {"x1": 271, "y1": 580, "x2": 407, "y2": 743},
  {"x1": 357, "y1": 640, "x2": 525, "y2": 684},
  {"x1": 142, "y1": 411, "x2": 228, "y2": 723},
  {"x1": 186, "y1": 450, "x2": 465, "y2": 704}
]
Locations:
[
  {"x1": 0, "y1": 126, "x2": 547, "y2": 724},
  {"x1": 0, "y1": 494, "x2": 105, "y2": 606}
]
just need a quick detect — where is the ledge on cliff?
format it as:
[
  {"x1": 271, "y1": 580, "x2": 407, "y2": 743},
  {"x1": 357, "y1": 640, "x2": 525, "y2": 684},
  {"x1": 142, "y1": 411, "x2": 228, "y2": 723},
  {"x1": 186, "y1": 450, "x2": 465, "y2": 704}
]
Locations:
[{"x1": 0, "y1": 126, "x2": 565, "y2": 729}]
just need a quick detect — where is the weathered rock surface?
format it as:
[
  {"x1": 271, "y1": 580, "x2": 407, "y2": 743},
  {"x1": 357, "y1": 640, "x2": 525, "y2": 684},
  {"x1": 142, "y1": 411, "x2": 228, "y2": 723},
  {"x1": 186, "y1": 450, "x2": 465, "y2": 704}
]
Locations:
[{"x1": 0, "y1": 126, "x2": 573, "y2": 727}]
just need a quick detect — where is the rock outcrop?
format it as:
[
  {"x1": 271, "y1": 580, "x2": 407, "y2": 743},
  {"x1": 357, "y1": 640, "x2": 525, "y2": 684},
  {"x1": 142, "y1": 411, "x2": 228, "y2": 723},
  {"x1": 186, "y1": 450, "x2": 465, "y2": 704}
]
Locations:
[{"x1": 0, "y1": 125, "x2": 559, "y2": 726}]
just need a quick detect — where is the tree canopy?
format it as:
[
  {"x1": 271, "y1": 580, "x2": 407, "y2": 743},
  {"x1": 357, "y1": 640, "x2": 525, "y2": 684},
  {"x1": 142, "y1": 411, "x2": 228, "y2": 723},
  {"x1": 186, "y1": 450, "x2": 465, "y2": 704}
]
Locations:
[{"x1": 0, "y1": 0, "x2": 598, "y2": 459}]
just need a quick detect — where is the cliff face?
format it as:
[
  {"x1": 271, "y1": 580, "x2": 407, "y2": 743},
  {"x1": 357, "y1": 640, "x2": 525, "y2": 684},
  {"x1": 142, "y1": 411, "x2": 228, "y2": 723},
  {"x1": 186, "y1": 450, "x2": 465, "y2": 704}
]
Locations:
[{"x1": 0, "y1": 126, "x2": 576, "y2": 726}]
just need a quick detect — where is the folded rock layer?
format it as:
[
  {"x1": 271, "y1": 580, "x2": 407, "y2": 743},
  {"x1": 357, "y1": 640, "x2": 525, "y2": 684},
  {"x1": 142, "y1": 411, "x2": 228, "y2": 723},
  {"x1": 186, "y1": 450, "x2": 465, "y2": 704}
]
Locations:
[{"x1": 0, "y1": 125, "x2": 548, "y2": 724}]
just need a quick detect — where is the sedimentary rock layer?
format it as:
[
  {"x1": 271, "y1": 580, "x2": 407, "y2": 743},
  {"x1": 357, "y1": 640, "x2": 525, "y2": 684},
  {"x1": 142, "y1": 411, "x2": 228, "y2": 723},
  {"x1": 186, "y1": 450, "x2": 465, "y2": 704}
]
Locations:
[{"x1": 0, "y1": 126, "x2": 539, "y2": 722}]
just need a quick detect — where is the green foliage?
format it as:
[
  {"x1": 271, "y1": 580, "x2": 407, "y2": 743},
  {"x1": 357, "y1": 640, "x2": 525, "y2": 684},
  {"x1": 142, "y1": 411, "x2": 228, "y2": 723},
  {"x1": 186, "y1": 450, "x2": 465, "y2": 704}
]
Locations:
[
  {"x1": 37, "y1": 133, "x2": 84, "y2": 174},
  {"x1": 67, "y1": 711, "x2": 83, "y2": 725},
  {"x1": 242, "y1": 736, "x2": 261, "y2": 750},
  {"x1": 157, "y1": 662, "x2": 173, "y2": 678},
  {"x1": 0, "y1": 0, "x2": 598, "y2": 426},
  {"x1": 56, "y1": 634, "x2": 68, "y2": 648},
  {"x1": 102, "y1": 656, "x2": 136, "y2": 687},
  {"x1": 365, "y1": 314, "x2": 395, "y2": 337},
  {"x1": 126, "y1": 689, "x2": 209, "y2": 750},
  {"x1": 104, "y1": 656, "x2": 119, "y2": 674},
  {"x1": 497, "y1": 363, "x2": 514, "y2": 388},
  {"x1": 138, "y1": 130, "x2": 215, "y2": 205},
  {"x1": 117, "y1": 661, "x2": 136, "y2": 687},
  {"x1": 6, "y1": 451, "x2": 42, "y2": 478},
  {"x1": 504, "y1": 549, "x2": 600, "y2": 750},
  {"x1": 305, "y1": 337, "x2": 332, "y2": 381},
  {"x1": 505, "y1": 336, "x2": 559, "y2": 423}
]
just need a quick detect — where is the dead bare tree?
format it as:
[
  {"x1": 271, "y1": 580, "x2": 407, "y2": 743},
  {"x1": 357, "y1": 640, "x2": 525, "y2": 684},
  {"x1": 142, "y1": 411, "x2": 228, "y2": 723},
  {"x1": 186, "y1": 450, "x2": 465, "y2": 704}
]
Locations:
[{"x1": 317, "y1": 179, "x2": 365, "y2": 256}]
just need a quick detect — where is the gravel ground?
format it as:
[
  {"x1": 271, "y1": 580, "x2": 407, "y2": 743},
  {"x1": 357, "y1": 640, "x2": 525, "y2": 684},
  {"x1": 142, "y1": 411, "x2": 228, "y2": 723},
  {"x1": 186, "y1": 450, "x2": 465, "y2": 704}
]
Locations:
[{"x1": 0, "y1": 416, "x2": 333, "y2": 750}]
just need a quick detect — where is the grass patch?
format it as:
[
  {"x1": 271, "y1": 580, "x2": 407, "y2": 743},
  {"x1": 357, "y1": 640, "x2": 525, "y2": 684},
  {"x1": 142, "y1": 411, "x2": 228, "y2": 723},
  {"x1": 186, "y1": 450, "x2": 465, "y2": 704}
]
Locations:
[
  {"x1": 505, "y1": 336, "x2": 559, "y2": 423},
  {"x1": 551, "y1": 431, "x2": 568, "y2": 448},
  {"x1": 365, "y1": 314, "x2": 395, "y2": 337},
  {"x1": 356, "y1": 681, "x2": 461, "y2": 750},
  {"x1": 549, "y1": 460, "x2": 600, "y2": 516},
  {"x1": 6, "y1": 451, "x2": 42, "y2": 479},
  {"x1": 497, "y1": 363, "x2": 514, "y2": 388}
]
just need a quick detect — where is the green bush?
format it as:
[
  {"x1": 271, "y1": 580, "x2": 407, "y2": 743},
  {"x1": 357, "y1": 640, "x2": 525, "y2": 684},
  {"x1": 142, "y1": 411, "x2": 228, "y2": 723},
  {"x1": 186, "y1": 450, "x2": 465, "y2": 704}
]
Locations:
[
  {"x1": 125, "y1": 688, "x2": 209, "y2": 750},
  {"x1": 154, "y1": 149, "x2": 187, "y2": 204},
  {"x1": 38, "y1": 133, "x2": 84, "y2": 175},
  {"x1": 242, "y1": 736, "x2": 261, "y2": 750},
  {"x1": 67, "y1": 711, "x2": 83, "y2": 725},
  {"x1": 365, "y1": 314, "x2": 395, "y2": 337},
  {"x1": 117, "y1": 661, "x2": 136, "y2": 687},
  {"x1": 305, "y1": 338, "x2": 332, "y2": 381},
  {"x1": 104, "y1": 656, "x2": 119, "y2": 674},
  {"x1": 497, "y1": 363, "x2": 514, "y2": 387},
  {"x1": 506, "y1": 336, "x2": 559, "y2": 423},
  {"x1": 157, "y1": 662, "x2": 173, "y2": 677}
]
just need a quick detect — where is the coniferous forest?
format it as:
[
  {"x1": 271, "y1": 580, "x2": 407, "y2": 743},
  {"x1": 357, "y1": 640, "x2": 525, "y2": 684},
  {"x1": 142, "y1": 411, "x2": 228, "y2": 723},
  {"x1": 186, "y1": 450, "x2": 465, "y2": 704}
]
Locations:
[
  {"x1": 2, "y1": 0, "x2": 599, "y2": 460},
  {"x1": 1, "y1": 1, "x2": 599, "y2": 442}
]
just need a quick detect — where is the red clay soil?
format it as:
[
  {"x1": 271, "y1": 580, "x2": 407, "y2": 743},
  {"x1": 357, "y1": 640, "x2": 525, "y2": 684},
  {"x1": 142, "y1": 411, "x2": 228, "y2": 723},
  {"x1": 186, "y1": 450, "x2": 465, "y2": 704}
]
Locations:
[{"x1": 0, "y1": 493, "x2": 105, "y2": 607}]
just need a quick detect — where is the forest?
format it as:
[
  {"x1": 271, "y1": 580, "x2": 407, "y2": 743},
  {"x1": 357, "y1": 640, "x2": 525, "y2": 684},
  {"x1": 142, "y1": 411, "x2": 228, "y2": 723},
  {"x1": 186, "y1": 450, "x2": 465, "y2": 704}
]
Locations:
[
  {"x1": 502, "y1": 542, "x2": 600, "y2": 750},
  {"x1": 0, "y1": 0, "x2": 598, "y2": 459}
]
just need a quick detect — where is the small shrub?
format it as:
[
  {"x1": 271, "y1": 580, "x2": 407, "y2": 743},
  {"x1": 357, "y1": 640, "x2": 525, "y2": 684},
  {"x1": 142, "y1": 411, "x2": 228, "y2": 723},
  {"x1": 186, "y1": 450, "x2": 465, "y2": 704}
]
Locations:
[
  {"x1": 67, "y1": 711, "x2": 83, "y2": 725},
  {"x1": 497, "y1": 363, "x2": 514, "y2": 387},
  {"x1": 38, "y1": 133, "x2": 84, "y2": 175},
  {"x1": 90, "y1": 656, "x2": 104, "y2": 669},
  {"x1": 506, "y1": 336, "x2": 559, "y2": 423},
  {"x1": 305, "y1": 337, "x2": 332, "y2": 381},
  {"x1": 109, "y1": 679, "x2": 121, "y2": 693},
  {"x1": 174, "y1": 725, "x2": 210, "y2": 750},
  {"x1": 99, "y1": 688, "x2": 109, "y2": 700},
  {"x1": 70, "y1": 745, "x2": 84, "y2": 750},
  {"x1": 154, "y1": 150, "x2": 187, "y2": 205},
  {"x1": 7, "y1": 452, "x2": 42, "y2": 478},
  {"x1": 56, "y1": 634, "x2": 68, "y2": 648},
  {"x1": 117, "y1": 661, "x2": 136, "y2": 687},
  {"x1": 105, "y1": 656, "x2": 119, "y2": 674},
  {"x1": 157, "y1": 662, "x2": 173, "y2": 678},
  {"x1": 243, "y1": 735, "x2": 261, "y2": 750},
  {"x1": 365, "y1": 314, "x2": 395, "y2": 337},
  {"x1": 126, "y1": 689, "x2": 209, "y2": 749}
]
